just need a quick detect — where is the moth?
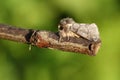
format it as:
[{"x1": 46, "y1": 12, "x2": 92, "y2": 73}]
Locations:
[{"x1": 58, "y1": 18, "x2": 100, "y2": 42}]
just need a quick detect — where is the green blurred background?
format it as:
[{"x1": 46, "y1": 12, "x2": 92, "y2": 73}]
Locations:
[{"x1": 0, "y1": 0, "x2": 120, "y2": 80}]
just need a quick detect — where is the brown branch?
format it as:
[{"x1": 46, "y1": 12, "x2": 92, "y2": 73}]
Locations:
[{"x1": 0, "y1": 24, "x2": 101, "y2": 56}]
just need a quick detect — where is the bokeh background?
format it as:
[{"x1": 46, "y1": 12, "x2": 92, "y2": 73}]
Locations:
[{"x1": 0, "y1": 0, "x2": 120, "y2": 80}]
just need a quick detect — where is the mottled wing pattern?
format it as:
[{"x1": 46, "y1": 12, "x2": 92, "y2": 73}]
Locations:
[{"x1": 70, "y1": 23, "x2": 99, "y2": 41}]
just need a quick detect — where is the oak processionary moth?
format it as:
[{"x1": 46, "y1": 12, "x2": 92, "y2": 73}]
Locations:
[{"x1": 58, "y1": 18, "x2": 100, "y2": 42}]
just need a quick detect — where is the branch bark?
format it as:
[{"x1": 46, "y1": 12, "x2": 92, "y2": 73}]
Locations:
[{"x1": 0, "y1": 24, "x2": 101, "y2": 56}]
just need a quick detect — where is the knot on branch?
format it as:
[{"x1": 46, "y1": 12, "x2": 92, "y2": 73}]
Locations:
[{"x1": 29, "y1": 30, "x2": 50, "y2": 48}]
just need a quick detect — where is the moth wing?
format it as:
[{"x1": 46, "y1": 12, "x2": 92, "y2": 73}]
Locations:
[
  {"x1": 70, "y1": 23, "x2": 80, "y2": 32},
  {"x1": 70, "y1": 23, "x2": 100, "y2": 41},
  {"x1": 88, "y1": 23, "x2": 100, "y2": 41},
  {"x1": 70, "y1": 23, "x2": 88, "y2": 38},
  {"x1": 76, "y1": 24, "x2": 89, "y2": 40},
  {"x1": 77, "y1": 23, "x2": 99, "y2": 41}
]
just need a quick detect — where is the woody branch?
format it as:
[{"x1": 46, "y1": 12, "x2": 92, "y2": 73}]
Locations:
[{"x1": 0, "y1": 24, "x2": 101, "y2": 56}]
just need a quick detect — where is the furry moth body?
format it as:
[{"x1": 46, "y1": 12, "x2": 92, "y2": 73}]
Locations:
[{"x1": 58, "y1": 18, "x2": 100, "y2": 42}]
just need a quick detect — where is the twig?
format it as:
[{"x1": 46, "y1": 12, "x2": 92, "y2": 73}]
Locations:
[{"x1": 0, "y1": 24, "x2": 101, "y2": 56}]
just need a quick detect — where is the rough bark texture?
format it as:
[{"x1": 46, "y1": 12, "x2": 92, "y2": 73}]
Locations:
[{"x1": 0, "y1": 24, "x2": 101, "y2": 56}]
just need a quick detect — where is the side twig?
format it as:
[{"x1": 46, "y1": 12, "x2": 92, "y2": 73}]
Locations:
[{"x1": 0, "y1": 24, "x2": 101, "y2": 56}]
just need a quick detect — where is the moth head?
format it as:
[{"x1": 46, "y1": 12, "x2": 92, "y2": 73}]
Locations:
[
  {"x1": 60, "y1": 17, "x2": 75, "y2": 25},
  {"x1": 58, "y1": 17, "x2": 75, "y2": 31}
]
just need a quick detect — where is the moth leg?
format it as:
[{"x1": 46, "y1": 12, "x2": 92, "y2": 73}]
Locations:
[
  {"x1": 73, "y1": 32, "x2": 79, "y2": 38},
  {"x1": 67, "y1": 35, "x2": 70, "y2": 41},
  {"x1": 65, "y1": 33, "x2": 70, "y2": 41},
  {"x1": 67, "y1": 31, "x2": 80, "y2": 41},
  {"x1": 58, "y1": 31, "x2": 64, "y2": 42},
  {"x1": 58, "y1": 36, "x2": 62, "y2": 42}
]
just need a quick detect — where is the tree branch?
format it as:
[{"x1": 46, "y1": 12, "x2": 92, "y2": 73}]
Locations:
[{"x1": 0, "y1": 24, "x2": 101, "y2": 56}]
